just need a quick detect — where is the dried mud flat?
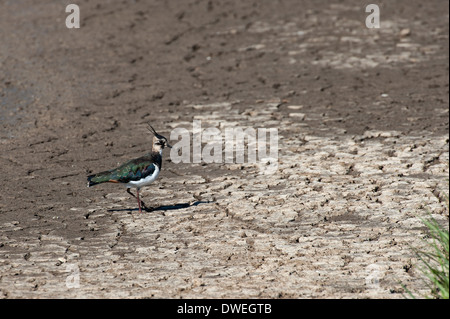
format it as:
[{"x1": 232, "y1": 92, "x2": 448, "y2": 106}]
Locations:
[{"x1": 0, "y1": 0, "x2": 448, "y2": 298}]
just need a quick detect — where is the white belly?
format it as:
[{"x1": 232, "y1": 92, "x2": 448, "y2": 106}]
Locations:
[{"x1": 126, "y1": 166, "x2": 160, "y2": 189}]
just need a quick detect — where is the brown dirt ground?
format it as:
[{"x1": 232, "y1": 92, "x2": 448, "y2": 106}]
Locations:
[{"x1": 0, "y1": 0, "x2": 448, "y2": 298}]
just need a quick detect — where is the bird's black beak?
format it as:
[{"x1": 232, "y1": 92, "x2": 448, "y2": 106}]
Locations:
[{"x1": 166, "y1": 142, "x2": 173, "y2": 148}]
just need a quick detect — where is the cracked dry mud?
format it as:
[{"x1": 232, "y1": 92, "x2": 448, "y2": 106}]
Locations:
[{"x1": 0, "y1": 0, "x2": 449, "y2": 298}]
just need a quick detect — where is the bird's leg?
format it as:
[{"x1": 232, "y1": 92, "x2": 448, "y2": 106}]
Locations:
[
  {"x1": 136, "y1": 188, "x2": 142, "y2": 214},
  {"x1": 127, "y1": 188, "x2": 149, "y2": 212}
]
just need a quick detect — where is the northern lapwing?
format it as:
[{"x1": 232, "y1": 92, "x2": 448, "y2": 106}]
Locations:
[{"x1": 87, "y1": 124, "x2": 172, "y2": 213}]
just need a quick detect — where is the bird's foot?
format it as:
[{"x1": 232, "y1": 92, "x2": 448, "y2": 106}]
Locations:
[
  {"x1": 127, "y1": 188, "x2": 154, "y2": 212},
  {"x1": 140, "y1": 201, "x2": 154, "y2": 212}
]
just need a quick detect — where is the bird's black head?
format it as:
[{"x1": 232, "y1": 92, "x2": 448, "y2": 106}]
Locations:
[{"x1": 148, "y1": 124, "x2": 172, "y2": 151}]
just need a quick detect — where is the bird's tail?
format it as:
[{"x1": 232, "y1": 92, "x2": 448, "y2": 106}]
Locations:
[{"x1": 87, "y1": 171, "x2": 115, "y2": 187}]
